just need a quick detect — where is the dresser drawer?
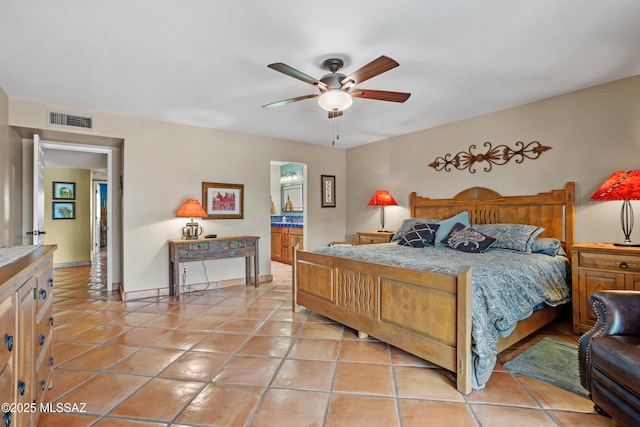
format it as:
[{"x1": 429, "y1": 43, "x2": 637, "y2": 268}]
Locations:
[
  {"x1": 35, "y1": 340, "x2": 53, "y2": 405},
  {"x1": 0, "y1": 296, "x2": 15, "y2": 369},
  {"x1": 578, "y1": 252, "x2": 640, "y2": 273}
]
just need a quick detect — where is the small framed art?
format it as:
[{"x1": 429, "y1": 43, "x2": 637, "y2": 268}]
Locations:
[
  {"x1": 321, "y1": 175, "x2": 336, "y2": 208},
  {"x1": 53, "y1": 181, "x2": 75, "y2": 199},
  {"x1": 202, "y1": 182, "x2": 244, "y2": 219},
  {"x1": 52, "y1": 202, "x2": 75, "y2": 219}
]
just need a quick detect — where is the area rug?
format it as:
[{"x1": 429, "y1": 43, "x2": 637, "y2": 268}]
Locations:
[{"x1": 503, "y1": 337, "x2": 589, "y2": 397}]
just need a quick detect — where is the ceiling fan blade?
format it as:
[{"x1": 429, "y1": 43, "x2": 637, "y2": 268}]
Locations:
[
  {"x1": 268, "y1": 63, "x2": 327, "y2": 89},
  {"x1": 350, "y1": 89, "x2": 411, "y2": 103},
  {"x1": 341, "y1": 56, "x2": 399, "y2": 87},
  {"x1": 262, "y1": 94, "x2": 319, "y2": 109},
  {"x1": 328, "y1": 110, "x2": 343, "y2": 119}
]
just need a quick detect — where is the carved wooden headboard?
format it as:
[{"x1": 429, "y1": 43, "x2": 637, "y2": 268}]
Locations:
[{"x1": 409, "y1": 182, "x2": 575, "y2": 251}]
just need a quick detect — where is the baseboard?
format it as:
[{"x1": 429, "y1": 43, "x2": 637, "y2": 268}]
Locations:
[{"x1": 53, "y1": 261, "x2": 92, "y2": 268}]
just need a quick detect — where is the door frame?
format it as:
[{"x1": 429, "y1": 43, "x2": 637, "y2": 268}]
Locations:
[{"x1": 40, "y1": 140, "x2": 115, "y2": 292}]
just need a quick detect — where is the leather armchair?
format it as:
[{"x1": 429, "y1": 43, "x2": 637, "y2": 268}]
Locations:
[{"x1": 578, "y1": 290, "x2": 640, "y2": 427}]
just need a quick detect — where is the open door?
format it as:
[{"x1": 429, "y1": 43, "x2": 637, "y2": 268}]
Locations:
[{"x1": 31, "y1": 134, "x2": 45, "y2": 245}]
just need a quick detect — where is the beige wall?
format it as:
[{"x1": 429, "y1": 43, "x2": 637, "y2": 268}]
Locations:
[
  {"x1": 0, "y1": 87, "x2": 24, "y2": 245},
  {"x1": 44, "y1": 168, "x2": 92, "y2": 265},
  {"x1": 345, "y1": 75, "x2": 640, "y2": 244},
  {"x1": 8, "y1": 98, "x2": 347, "y2": 295}
]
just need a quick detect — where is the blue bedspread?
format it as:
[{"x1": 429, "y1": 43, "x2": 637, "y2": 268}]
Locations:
[{"x1": 314, "y1": 243, "x2": 571, "y2": 388}]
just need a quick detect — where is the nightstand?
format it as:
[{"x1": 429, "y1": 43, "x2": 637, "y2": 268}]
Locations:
[
  {"x1": 356, "y1": 230, "x2": 395, "y2": 244},
  {"x1": 571, "y1": 243, "x2": 640, "y2": 334}
]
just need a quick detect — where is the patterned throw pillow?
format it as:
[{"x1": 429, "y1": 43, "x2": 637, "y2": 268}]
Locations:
[
  {"x1": 441, "y1": 222, "x2": 496, "y2": 253},
  {"x1": 434, "y1": 211, "x2": 471, "y2": 248},
  {"x1": 391, "y1": 218, "x2": 438, "y2": 242},
  {"x1": 472, "y1": 223, "x2": 544, "y2": 253},
  {"x1": 397, "y1": 222, "x2": 440, "y2": 247}
]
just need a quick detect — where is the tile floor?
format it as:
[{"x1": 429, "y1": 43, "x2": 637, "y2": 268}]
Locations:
[{"x1": 38, "y1": 253, "x2": 617, "y2": 426}]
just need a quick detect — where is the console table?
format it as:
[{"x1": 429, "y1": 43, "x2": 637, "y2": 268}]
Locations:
[{"x1": 168, "y1": 236, "x2": 259, "y2": 296}]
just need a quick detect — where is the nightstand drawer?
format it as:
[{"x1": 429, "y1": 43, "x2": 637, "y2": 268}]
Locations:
[
  {"x1": 578, "y1": 252, "x2": 640, "y2": 273},
  {"x1": 360, "y1": 234, "x2": 391, "y2": 244},
  {"x1": 356, "y1": 231, "x2": 395, "y2": 244}
]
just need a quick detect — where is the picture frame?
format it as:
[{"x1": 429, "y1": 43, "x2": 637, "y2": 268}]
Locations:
[
  {"x1": 202, "y1": 182, "x2": 244, "y2": 219},
  {"x1": 52, "y1": 202, "x2": 75, "y2": 219},
  {"x1": 53, "y1": 181, "x2": 75, "y2": 200},
  {"x1": 321, "y1": 175, "x2": 336, "y2": 208}
]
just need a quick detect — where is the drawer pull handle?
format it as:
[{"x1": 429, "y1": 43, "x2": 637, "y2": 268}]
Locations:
[
  {"x1": 2, "y1": 411, "x2": 11, "y2": 427},
  {"x1": 40, "y1": 380, "x2": 46, "y2": 391},
  {"x1": 39, "y1": 333, "x2": 45, "y2": 345},
  {"x1": 620, "y1": 261, "x2": 629, "y2": 269},
  {"x1": 3, "y1": 334, "x2": 13, "y2": 352},
  {"x1": 40, "y1": 288, "x2": 47, "y2": 299},
  {"x1": 49, "y1": 356, "x2": 54, "y2": 366},
  {"x1": 18, "y1": 380, "x2": 25, "y2": 396},
  {"x1": 49, "y1": 277, "x2": 54, "y2": 287},
  {"x1": 49, "y1": 316, "x2": 54, "y2": 326}
]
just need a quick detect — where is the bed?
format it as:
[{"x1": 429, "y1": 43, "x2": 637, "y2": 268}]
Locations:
[{"x1": 292, "y1": 182, "x2": 575, "y2": 394}]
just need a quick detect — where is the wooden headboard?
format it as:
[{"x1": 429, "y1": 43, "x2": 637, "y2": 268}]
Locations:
[{"x1": 409, "y1": 182, "x2": 575, "y2": 251}]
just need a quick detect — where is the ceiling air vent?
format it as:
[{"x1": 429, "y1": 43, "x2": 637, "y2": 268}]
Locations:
[{"x1": 48, "y1": 111, "x2": 93, "y2": 130}]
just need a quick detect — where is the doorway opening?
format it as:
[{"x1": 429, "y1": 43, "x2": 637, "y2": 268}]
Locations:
[
  {"x1": 32, "y1": 136, "x2": 119, "y2": 292},
  {"x1": 270, "y1": 161, "x2": 306, "y2": 265}
]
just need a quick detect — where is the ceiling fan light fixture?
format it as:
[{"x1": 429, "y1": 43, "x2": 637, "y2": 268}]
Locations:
[{"x1": 318, "y1": 90, "x2": 352, "y2": 112}]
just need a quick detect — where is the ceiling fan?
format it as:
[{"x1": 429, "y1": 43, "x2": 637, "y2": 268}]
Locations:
[{"x1": 262, "y1": 55, "x2": 411, "y2": 118}]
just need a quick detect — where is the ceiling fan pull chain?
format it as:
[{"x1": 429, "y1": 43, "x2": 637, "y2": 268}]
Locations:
[{"x1": 332, "y1": 119, "x2": 336, "y2": 146}]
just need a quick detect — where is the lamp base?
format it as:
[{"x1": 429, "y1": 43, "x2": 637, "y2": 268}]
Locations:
[{"x1": 613, "y1": 242, "x2": 640, "y2": 247}]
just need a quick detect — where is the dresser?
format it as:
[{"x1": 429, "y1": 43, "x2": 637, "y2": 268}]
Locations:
[
  {"x1": 0, "y1": 245, "x2": 56, "y2": 427},
  {"x1": 571, "y1": 243, "x2": 640, "y2": 334},
  {"x1": 356, "y1": 230, "x2": 395, "y2": 244}
]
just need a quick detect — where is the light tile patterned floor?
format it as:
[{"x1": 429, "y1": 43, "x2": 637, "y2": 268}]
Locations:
[{"x1": 38, "y1": 253, "x2": 616, "y2": 426}]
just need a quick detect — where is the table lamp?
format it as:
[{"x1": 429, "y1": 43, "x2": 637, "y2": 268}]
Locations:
[
  {"x1": 176, "y1": 199, "x2": 207, "y2": 239},
  {"x1": 590, "y1": 170, "x2": 640, "y2": 246},
  {"x1": 368, "y1": 190, "x2": 397, "y2": 232}
]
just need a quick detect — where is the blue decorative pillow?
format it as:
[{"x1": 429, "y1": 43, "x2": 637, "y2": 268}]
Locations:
[
  {"x1": 531, "y1": 237, "x2": 566, "y2": 257},
  {"x1": 441, "y1": 222, "x2": 496, "y2": 253},
  {"x1": 391, "y1": 218, "x2": 438, "y2": 242},
  {"x1": 397, "y1": 222, "x2": 440, "y2": 247},
  {"x1": 434, "y1": 211, "x2": 471, "y2": 248},
  {"x1": 472, "y1": 223, "x2": 544, "y2": 253}
]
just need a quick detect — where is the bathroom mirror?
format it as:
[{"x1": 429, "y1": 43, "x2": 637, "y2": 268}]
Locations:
[{"x1": 282, "y1": 184, "x2": 303, "y2": 212}]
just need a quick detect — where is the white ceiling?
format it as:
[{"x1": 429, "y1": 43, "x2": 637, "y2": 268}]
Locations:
[{"x1": 1, "y1": 1, "x2": 640, "y2": 149}]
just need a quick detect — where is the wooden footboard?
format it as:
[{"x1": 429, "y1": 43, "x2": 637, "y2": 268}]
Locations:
[{"x1": 292, "y1": 247, "x2": 473, "y2": 394}]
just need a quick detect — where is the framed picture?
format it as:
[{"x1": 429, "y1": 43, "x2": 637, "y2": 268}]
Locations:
[
  {"x1": 53, "y1": 181, "x2": 75, "y2": 199},
  {"x1": 321, "y1": 175, "x2": 336, "y2": 208},
  {"x1": 52, "y1": 202, "x2": 75, "y2": 219},
  {"x1": 202, "y1": 182, "x2": 244, "y2": 219}
]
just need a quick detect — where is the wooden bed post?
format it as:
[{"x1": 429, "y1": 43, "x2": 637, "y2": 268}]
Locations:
[
  {"x1": 456, "y1": 265, "x2": 472, "y2": 395},
  {"x1": 564, "y1": 182, "x2": 575, "y2": 253},
  {"x1": 292, "y1": 243, "x2": 301, "y2": 312}
]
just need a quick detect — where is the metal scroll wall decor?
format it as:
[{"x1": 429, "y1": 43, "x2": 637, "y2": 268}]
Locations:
[{"x1": 429, "y1": 141, "x2": 551, "y2": 173}]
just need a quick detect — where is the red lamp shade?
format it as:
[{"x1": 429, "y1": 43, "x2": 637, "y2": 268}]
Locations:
[
  {"x1": 176, "y1": 199, "x2": 207, "y2": 218},
  {"x1": 368, "y1": 190, "x2": 398, "y2": 206},
  {"x1": 590, "y1": 170, "x2": 640, "y2": 201}
]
